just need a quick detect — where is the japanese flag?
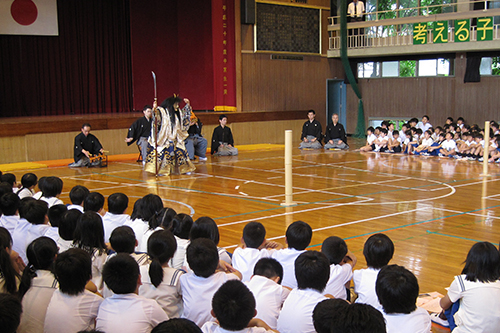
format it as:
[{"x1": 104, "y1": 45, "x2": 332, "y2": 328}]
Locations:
[{"x1": 0, "y1": 0, "x2": 58, "y2": 35}]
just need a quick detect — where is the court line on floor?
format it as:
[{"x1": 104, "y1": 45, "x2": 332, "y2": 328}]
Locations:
[
  {"x1": 426, "y1": 230, "x2": 499, "y2": 246},
  {"x1": 432, "y1": 207, "x2": 500, "y2": 220},
  {"x1": 429, "y1": 178, "x2": 500, "y2": 191}
]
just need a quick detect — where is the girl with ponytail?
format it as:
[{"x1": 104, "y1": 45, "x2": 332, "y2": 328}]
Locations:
[
  {"x1": 18, "y1": 237, "x2": 58, "y2": 333},
  {"x1": 0, "y1": 227, "x2": 20, "y2": 294},
  {"x1": 138, "y1": 229, "x2": 183, "y2": 318}
]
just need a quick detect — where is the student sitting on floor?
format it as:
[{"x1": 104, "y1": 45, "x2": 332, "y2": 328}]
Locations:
[
  {"x1": 39, "y1": 176, "x2": 64, "y2": 208},
  {"x1": 428, "y1": 132, "x2": 446, "y2": 156},
  {"x1": 16, "y1": 173, "x2": 38, "y2": 200},
  {"x1": 373, "y1": 128, "x2": 389, "y2": 152},
  {"x1": 232, "y1": 221, "x2": 282, "y2": 282},
  {"x1": 84, "y1": 192, "x2": 106, "y2": 216},
  {"x1": 0, "y1": 227, "x2": 21, "y2": 295},
  {"x1": 413, "y1": 130, "x2": 434, "y2": 156},
  {"x1": 0, "y1": 192, "x2": 21, "y2": 235},
  {"x1": 358, "y1": 127, "x2": 376, "y2": 152},
  {"x1": 169, "y1": 213, "x2": 193, "y2": 270},
  {"x1": 152, "y1": 318, "x2": 202, "y2": 333},
  {"x1": 245, "y1": 258, "x2": 290, "y2": 330},
  {"x1": 375, "y1": 264, "x2": 431, "y2": 333},
  {"x1": 96, "y1": 254, "x2": 168, "y2": 333},
  {"x1": 271, "y1": 220, "x2": 312, "y2": 289},
  {"x1": 312, "y1": 299, "x2": 349, "y2": 333},
  {"x1": 438, "y1": 132, "x2": 458, "y2": 158},
  {"x1": 67, "y1": 185, "x2": 89, "y2": 212},
  {"x1": 387, "y1": 130, "x2": 402, "y2": 153},
  {"x1": 102, "y1": 193, "x2": 130, "y2": 243},
  {"x1": 57, "y1": 209, "x2": 81, "y2": 252},
  {"x1": 109, "y1": 226, "x2": 149, "y2": 265},
  {"x1": 44, "y1": 248, "x2": 103, "y2": 333},
  {"x1": 201, "y1": 280, "x2": 278, "y2": 333},
  {"x1": 124, "y1": 194, "x2": 163, "y2": 253},
  {"x1": 180, "y1": 238, "x2": 241, "y2": 327},
  {"x1": 321, "y1": 236, "x2": 357, "y2": 300}
]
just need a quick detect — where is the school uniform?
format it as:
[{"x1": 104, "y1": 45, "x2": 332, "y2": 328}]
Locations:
[
  {"x1": 89, "y1": 249, "x2": 108, "y2": 290},
  {"x1": 102, "y1": 212, "x2": 131, "y2": 243},
  {"x1": 201, "y1": 322, "x2": 275, "y2": 333},
  {"x1": 39, "y1": 196, "x2": 64, "y2": 208},
  {"x1": 18, "y1": 270, "x2": 58, "y2": 333},
  {"x1": 367, "y1": 133, "x2": 377, "y2": 145},
  {"x1": 96, "y1": 293, "x2": 168, "y2": 333},
  {"x1": 14, "y1": 223, "x2": 57, "y2": 264},
  {"x1": 182, "y1": 247, "x2": 232, "y2": 274},
  {"x1": 374, "y1": 136, "x2": 389, "y2": 152},
  {"x1": 353, "y1": 267, "x2": 383, "y2": 311},
  {"x1": 57, "y1": 238, "x2": 73, "y2": 252},
  {"x1": 66, "y1": 204, "x2": 84, "y2": 212},
  {"x1": 17, "y1": 187, "x2": 34, "y2": 199},
  {"x1": 232, "y1": 247, "x2": 273, "y2": 282},
  {"x1": 441, "y1": 139, "x2": 457, "y2": 154},
  {"x1": 44, "y1": 289, "x2": 103, "y2": 333},
  {"x1": 271, "y1": 248, "x2": 305, "y2": 289},
  {"x1": 139, "y1": 264, "x2": 184, "y2": 318},
  {"x1": 323, "y1": 263, "x2": 353, "y2": 300},
  {"x1": 180, "y1": 271, "x2": 239, "y2": 327},
  {"x1": 138, "y1": 226, "x2": 163, "y2": 253},
  {"x1": 245, "y1": 275, "x2": 290, "y2": 330},
  {"x1": 169, "y1": 236, "x2": 189, "y2": 269},
  {"x1": 101, "y1": 252, "x2": 149, "y2": 299},
  {"x1": 0, "y1": 214, "x2": 20, "y2": 235},
  {"x1": 383, "y1": 307, "x2": 431, "y2": 333},
  {"x1": 124, "y1": 218, "x2": 149, "y2": 252},
  {"x1": 277, "y1": 288, "x2": 327, "y2": 333}
]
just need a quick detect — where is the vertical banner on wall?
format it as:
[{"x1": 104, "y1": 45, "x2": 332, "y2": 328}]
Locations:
[
  {"x1": 212, "y1": 0, "x2": 237, "y2": 112},
  {"x1": 476, "y1": 17, "x2": 493, "y2": 41},
  {"x1": 432, "y1": 21, "x2": 448, "y2": 44},
  {"x1": 454, "y1": 19, "x2": 470, "y2": 42}
]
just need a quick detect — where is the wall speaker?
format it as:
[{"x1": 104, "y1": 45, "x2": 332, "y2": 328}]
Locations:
[{"x1": 241, "y1": 0, "x2": 256, "y2": 25}]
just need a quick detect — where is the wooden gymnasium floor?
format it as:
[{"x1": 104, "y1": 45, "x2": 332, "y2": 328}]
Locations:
[{"x1": 5, "y1": 139, "x2": 500, "y2": 332}]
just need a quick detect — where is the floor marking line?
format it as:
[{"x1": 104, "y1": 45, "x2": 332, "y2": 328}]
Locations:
[{"x1": 426, "y1": 230, "x2": 499, "y2": 246}]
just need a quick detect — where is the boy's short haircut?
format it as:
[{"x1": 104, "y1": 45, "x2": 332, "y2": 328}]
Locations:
[
  {"x1": 24, "y1": 200, "x2": 48, "y2": 225},
  {"x1": 84, "y1": 192, "x2": 105, "y2": 212},
  {"x1": 375, "y1": 264, "x2": 418, "y2": 314},
  {"x1": 321, "y1": 236, "x2": 348, "y2": 265},
  {"x1": 171, "y1": 213, "x2": 193, "y2": 240},
  {"x1": 425, "y1": 130, "x2": 433, "y2": 136},
  {"x1": 1, "y1": 173, "x2": 16, "y2": 187},
  {"x1": 366, "y1": 126, "x2": 374, "y2": 133},
  {"x1": 457, "y1": 117, "x2": 465, "y2": 122},
  {"x1": 42, "y1": 176, "x2": 63, "y2": 198},
  {"x1": 313, "y1": 299, "x2": 349, "y2": 333},
  {"x1": 285, "y1": 221, "x2": 312, "y2": 250},
  {"x1": 69, "y1": 185, "x2": 90, "y2": 205},
  {"x1": 330, "y1": 303, "x2": 386, "y2": 333},
  {"x1": 0, "y1": 293, "x2": 23, "y2": 333},
  {"x1": 392, "y1": 130, "x2": 399, "y2": 136},
  {"x1": 54, "y1": 248, "x2": 92, "y2": 295},
  {"x1": 151, "y1": 318, "x2": 202, "y2": 333},
  {"x1": 0, "y1": 183, "x2": 13, "y2": 199},
  {"x1": 20, "y1": 173, "x2": 38, "y2": 188},
  {"x1": 415, "y1": 128, "x2": 423, "y2": 135},
  {"x1": 186, "y1": 238, "x2": 219, "y2": 278},
  {"x1": 18, "y1": 197, "x2": 36, "y2": 219},
  {"x1": 108, "y1": 193, "x2": 129, "y2": 214},
  {"x1": 422, "y1": 115, "x2": 429, "y2": 121},
  {"x1": 363, "y1": 233, "x2": 394, "y2": 269},
  {"x1": 379, "y1": 128, "x2": 388, "y2": 135},
  {"x1": 48, "y1": 204, "x2": 68, "y2": 228},
  {"x1": 295, "y1": 251, "x2": 330, "y2": 292},
  {"x1": 103, "y1": 253, "x2": 140, "y2": 294},
  {"x1": 409, "y1": 118, "x2": 419, "y2": 124},
  {"x1": 219, "y1": 114, "x2": 227, "y2": 121},
  {"x1": 212, "y1": 280, "x2": 256, "y2": 331},
  {"x1": 253, "y1": 257, "x2": 284, "y2": 284},
  {"x1": 242, "y1": 221, "x2": 266, "y2": 249},
  {"x1": 59, "y1": 209, "x2": 82, "y2": 240},
  {"x1": 109, "y1": 226, "x2": 136, "y2": 253},
  {"x1": 0, "y1": 192, "x2": 20, "y2": 216},
  {"x1": 190, "y1": 216, "x2": 220, "y2": 245}
]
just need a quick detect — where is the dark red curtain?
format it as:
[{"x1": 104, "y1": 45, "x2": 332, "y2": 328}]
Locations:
[{"x1": 0, "y1": 0, "x2": 133, "y2": 117}]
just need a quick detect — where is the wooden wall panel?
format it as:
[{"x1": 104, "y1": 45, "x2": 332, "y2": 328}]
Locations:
[{"x1": 0, "y1": 136, "x2": 26, "y2": 164}]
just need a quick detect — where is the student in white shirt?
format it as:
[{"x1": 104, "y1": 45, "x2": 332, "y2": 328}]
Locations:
[
  {"x1": 139, "y1": 206, "x2": 176, "y2": 254},
  {"x1": 189, "y1": 216, "x2": 232, "y2": 266},
  {"x1": 1, "y1": 173, "x2": 19, "y2": 193},
  {"x1": 17, "y1": 237, "x2": 58, "y2": 333},
  {"x1": 414, "y1": 130, "x2": 434, "y2": 155},
  {"x1": 0, "y1": 227, "x2": 20, "y2": 295},
  {"x1": 44, "y1": 248, "x2": 103, "y2": 333},
  {"x1": 353, "y1": 233, "x2": 394, "y2": 312},
  {"x1": 373, "y1": 128, "x2": 389, "y2": 152},
  {"x1": 313, "y1": 298, "x2": 350, "y2": 333},
  {"x1": 375, "y1": 265, "x2": 431, "y2": 333},
  {"x1": 124, "y1": 194, "x2": 163, "y2": 253},
  {"x1": 277, "y1": 251, "x2": 330, "y2": 333},
  {"x1": 102, "y1": 192, "x2": 131, "y2": 242},
  {"x1": 96, "y1": 254, "x2": 168, "y2": 333},
  {"x1": 233, "y1": 221, "x2": 282, "y2": 282},
  {"x1": 271, "y1": 220, "x2": 312, "y2": 289},
  {"x1": 358, "y1": 126, "x2": 377, "y2": 152},
  {"x1": 57, "y1": 209, "x2": 82, "y2": 252},
  {"x1": 0, "y1": 192, "x2": 21, "y2": 235},
  {"x1": 16, "y1": 173, "x2": 38, "y2": 200},
  {"x1": 67, "y1": 185, "x2": 89, "y2": 212},
  {"x1": 388, "y1": 130, "x2": 402, "y2": 153},
  {"x1": 321, "y1": 236, "x2": 356, "y2": 300},
  {"x1": 46, "y1": 204, "x2": 67, "y2": 242},
  {"x1": 180, "y1": 238, "x2": 241, "y2": 327},
  {"x1": 201, "y1": 280, "x2": 278, "y2": 333},
  {"x1": 109, "y1": 226, "x2": 149, "y2": 266},
  {"x1": 38, "y1": 176, "x2": 64, "y2": 208},
  {"x1": 417, "y1": 115, "x2": 432, "y2": 132},
  {"x1": 245, "y1": 258, "x2": 291, "y2": 330},
  {"x1": 439, "y1": 132, "x2": 458, "y2": 157},
  {"x1": 139, "y1": 230, "x2": 184, "y2": 318},
  {"x1": 169, "y1": 213, "x2": 193, "y2": 269},
  {"x1": 84, "y1": 192, "x2": 106, "y2": 215}
]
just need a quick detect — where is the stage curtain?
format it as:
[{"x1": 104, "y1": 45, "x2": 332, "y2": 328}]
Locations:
[{"x1": 0, "y1": 0, "x2": 133, "y2": 117}]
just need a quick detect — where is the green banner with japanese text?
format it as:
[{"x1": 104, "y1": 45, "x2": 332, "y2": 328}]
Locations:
[
  {"x1": 413, "y1": 23, "x2": 427, "y2": 44},
  {"x1": 454, "y1": 19, "x2": 470, "y2": 42},
  {"x1": 433, "y1": 21, "x2": 448, "y2": 43}
]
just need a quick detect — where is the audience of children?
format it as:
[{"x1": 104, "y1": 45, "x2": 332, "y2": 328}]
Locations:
[
  {"x1": 102, "y1": 192, "x2": 130, "y2": 242},
  {"x1": 169, "y1": 213, "x2": 193, "y2": 269}
]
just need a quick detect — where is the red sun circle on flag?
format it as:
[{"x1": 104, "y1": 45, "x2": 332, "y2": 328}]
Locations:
[{"x1": 11, "y1": 0, "x2": 38, "y2": 26}]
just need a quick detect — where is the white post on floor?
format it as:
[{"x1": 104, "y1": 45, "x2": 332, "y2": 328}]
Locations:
[
  {"x1": 481, "y1": 121, "x2": 490, "y2": 177},
  {"x1": 281, "y1": 130, "x2": 297, "y2": 207}
]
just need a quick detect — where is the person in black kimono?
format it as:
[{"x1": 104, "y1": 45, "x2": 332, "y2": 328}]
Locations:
[
  {"x1": 211, "y1": 115, "x2": 238, "y2": 156},
  {"x1": 324, "y1": 113, "x2": 349, "y2": 150},
  {"x1": 125, "y1": 105, "x2": 152, "y2": 166},
  {"x1": 69, "y1": 123, "x2": 104, "y2": 167},
  {"x1": 299, "y1": 110, "x2": 323, "y2": 149}
]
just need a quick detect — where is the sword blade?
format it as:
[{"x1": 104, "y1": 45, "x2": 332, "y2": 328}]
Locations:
[{"x1": 152, "y1": 71, "x2": 157, "y2": 99}]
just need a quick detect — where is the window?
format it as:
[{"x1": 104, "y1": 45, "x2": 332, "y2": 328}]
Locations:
[
  {"x1": 358, "y1": 58, "x2": 453, "y2": 78},
  {"x1": 480, "y1": 57, "x2": 500, "y2": 76},
  {"x1": 382, "y1": 61, "x2": 399, "y2": 77}
]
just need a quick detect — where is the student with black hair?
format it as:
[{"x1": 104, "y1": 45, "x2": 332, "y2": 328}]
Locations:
[
  {"x1": 0, "y1": 192, "x2": 21, "y2": 235},
  {"x1": 321, "y1": 236, "x2": 357, "y2": 300},
  {"x1": 271, "y1": 220, "x2": 312, "y2": 289},
  {"x1": 233, "y1": 222, "x2": 282, "y2": 282},
  {"x1": 84, "y1": 192, "x2": 105, "y2": 215},
  {"x1": 202, "y1": 280, "x2": 277, "y2": 333},
  {"x1": 109, "y1": 225, "x2": 148, "y2": 264},
  {"x1": 102, "y1": 192, "x2": 130, "y2": 242},
  {"x1": 125, "y1": 194, "x2": 163, "y2": 252},
  {"x1": 0, "y1": 182, "x2": 13, "y2": 200},
  {"x1": 169, "y1": 213, "x2": 193, "y2": 269},
  {"x1": 96, "y1": 254, "x2": 168, "y2": 332},
  {"x1": 46, "y1": 204, "x2": 66, "y2": 243},
  {"x1": 1, "y1": 173, "x2": 18, "y2": 192},
  {"x1": 353, "y1": 233, "x2": 394, "y2": 311},
  {"x1": 39, "y1": 176, "x2": 63, "y2": 208},
  {"x1": 32, "y1": 176, "x2": 46, "y2": 200},
  {"x1": 140, "y1": 206, "x2": 177, "y2": 253},
  {"x1": 188, "y1": 216, "x2": 231, "y2": 266},
  {"x1": 245, "y1": 258, "x2": 290, "y2": 330},
  {"x1": 312, "y1": 299, "x2": 350, "y2": 333},
  {"x1": 277, "y1": 251, "x2": 330, "y2": 333},
  {"x1": 436, "y1": 242, "x2": 500, "y2": 332},
  {"x1": 0, "y1": 227, "x2": 20, "y2": 294},
  {"x1": 0, "y1": 292, "x2": 23, "y2": 333},
  {"x1": 375, "y1": 264, "x2": 431, "y2": 333},
  {"x1": 139, "y1": 230, "x2": 184, "y2": 318},
  {"x1": 17, "y1": 173, "x2": 38, "y2": 199},
  {"x1": 44, "y1": 248, "x2": 103, "y2": 333},
  {"x1": 17, "y1": 237, "x2": 58, "y2": 333},
  {"x1": 180, "y1": 238, "x2": 241, "y2": 327},
  {"x1": 152, "y1": 318, "x2": 202, "y2": 333},
  {"x1": 67, "y1": 185, "x2": 90, "y2": 212},
  {"x1": 73, "y1": 211, "x2": 108, "y2": 289},
  {"x1": 57, "y1": 208, "x2": 82, "y2": 252}
]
